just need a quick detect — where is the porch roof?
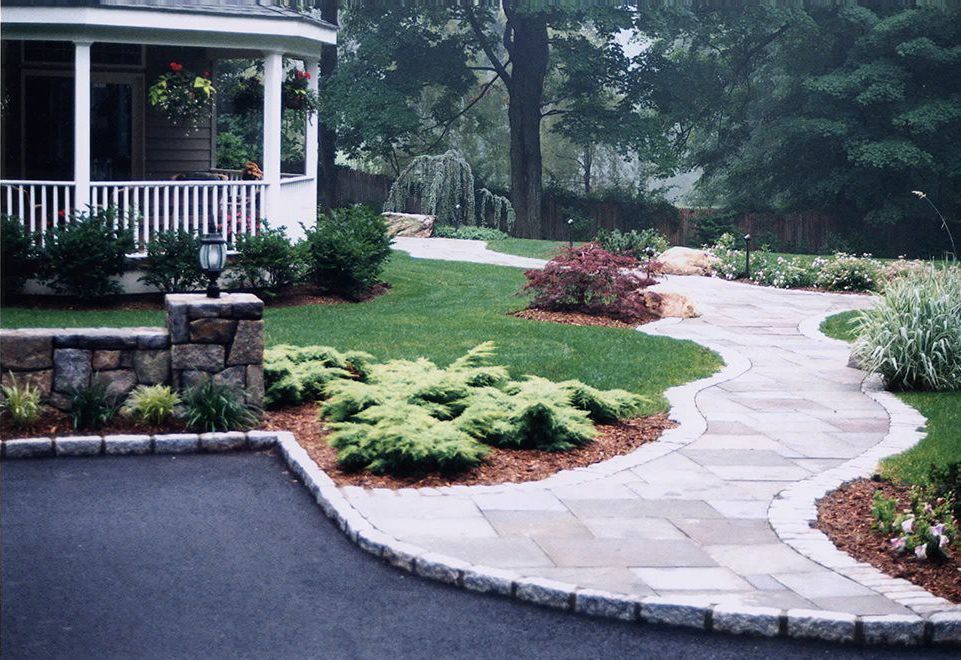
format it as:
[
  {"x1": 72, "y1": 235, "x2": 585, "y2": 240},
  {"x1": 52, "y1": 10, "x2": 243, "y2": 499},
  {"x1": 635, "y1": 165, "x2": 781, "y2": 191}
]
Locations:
[{"x1": 3, "y1": 0, "x2": 336, "y2": 58}]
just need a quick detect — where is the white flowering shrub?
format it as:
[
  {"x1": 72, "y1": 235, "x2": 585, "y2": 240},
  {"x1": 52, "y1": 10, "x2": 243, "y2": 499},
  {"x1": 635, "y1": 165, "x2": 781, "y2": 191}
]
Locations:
[
  {"x1": 851, "y1": 267, "x2": 961, "y2": 390},
  {"x1": 706, "y1": 233, "x2": 746, "y2": 280},
  {"x1": 872, "y1": 488, "x2": 958, "y2": 562},
  {"x1": 812, "y1": 252, "x2": 881, "y2": 291},
  {"x1": 751, "y1": 255, "x2": 816, "y2": 289}
]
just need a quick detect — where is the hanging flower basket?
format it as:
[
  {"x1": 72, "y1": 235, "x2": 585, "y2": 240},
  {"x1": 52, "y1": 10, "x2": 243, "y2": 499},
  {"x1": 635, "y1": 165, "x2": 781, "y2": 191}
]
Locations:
[
  {"x1": 282, "y1": 69, "x2": 320, "y2": 121},
  {"x1": 231, "y1": 76, "x2": 262, "y2": 115},
  {"x1": 148, "y1": 61, "x2": 216, "y2": 131}
]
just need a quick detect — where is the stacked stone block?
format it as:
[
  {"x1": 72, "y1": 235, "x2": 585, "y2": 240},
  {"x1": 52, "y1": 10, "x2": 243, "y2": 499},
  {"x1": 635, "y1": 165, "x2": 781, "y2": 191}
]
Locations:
[
  {"x1": 166, "y1": 293, "x2": 265, "y2": 407},
  {"x1": 0, "y1": 328, "x2": 170, "y2": 410}
]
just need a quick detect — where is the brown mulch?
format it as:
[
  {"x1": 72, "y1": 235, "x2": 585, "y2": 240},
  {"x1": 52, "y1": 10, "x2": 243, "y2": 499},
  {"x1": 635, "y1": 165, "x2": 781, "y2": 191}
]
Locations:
[
  {"x1": 512, "y1": 308, "x2": 653, "y2": 329},
  {"x1": 0, "y1": 407, "x2": 188, "y2": 440},
  {"x1": 2, "y1": 283, "x2": 389, "y2": 312},
  {"x1": 817, "y1": 478, "x2": 961, "y2": 604},
  {"x1": 261, "y1": 402, "x2": 675, "y2": 489}
]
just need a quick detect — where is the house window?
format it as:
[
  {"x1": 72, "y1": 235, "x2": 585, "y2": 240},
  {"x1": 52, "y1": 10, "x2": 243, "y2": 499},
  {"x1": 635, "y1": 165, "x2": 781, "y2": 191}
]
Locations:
[{"x1": 22, "y1": 41, "x2": 144, "y2": 67}]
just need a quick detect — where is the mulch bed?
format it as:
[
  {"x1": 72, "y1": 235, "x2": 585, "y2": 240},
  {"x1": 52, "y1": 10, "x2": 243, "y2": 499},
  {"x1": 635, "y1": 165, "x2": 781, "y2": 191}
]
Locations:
[
  {"x1": 817, "y1": 478, "x2": 961, "y2": 604},
  {"x1": 0, "y1": 407, "x2": 189, "y2": 441},
  {"x1": 512, "y1": 308, "x2": 653, "y2": 329},
  {"x1": 261, "y1": 402, "x2": 675, "y2": 489},
  {"x1": 2, "y1": 283, "x2": 389, "y2": 312}
]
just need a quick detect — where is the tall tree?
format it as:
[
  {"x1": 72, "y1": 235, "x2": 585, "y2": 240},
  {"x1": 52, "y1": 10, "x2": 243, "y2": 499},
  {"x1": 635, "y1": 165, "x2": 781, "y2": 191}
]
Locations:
[{"x1": 317, "y1": 0, "x2": 339, "y2": 211}]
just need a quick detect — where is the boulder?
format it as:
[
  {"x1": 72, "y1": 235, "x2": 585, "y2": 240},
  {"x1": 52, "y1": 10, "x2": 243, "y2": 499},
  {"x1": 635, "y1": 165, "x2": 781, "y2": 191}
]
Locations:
[
  {"x1": 644, "y1": 291, "x2": 699, "y2": 318},
  {"x1": 383, "y1": 212, "x2": 435, "y2": 238},
  {"x1": 658, "y1": 247, "x2": 718, "y2": 276}
]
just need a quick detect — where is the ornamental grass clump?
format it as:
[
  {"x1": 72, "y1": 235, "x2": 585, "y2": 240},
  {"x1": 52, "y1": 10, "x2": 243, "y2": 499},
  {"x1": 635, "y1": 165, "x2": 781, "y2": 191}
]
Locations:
[
  {"x1": 0, "y1": 374, "x2": 42, "y2": 429},
  {"x1": 522, "y1": 244, "x2": 657, "y2": 323},
  {"x1": 181, "y1": 381, "x2": 260, "y2": 432},
  {"x1": 851, "y1": 267, "x2": 961, "y2": 391},
  {"x1": 122, "y1": 385, "x2": 181, "y2": 426}
]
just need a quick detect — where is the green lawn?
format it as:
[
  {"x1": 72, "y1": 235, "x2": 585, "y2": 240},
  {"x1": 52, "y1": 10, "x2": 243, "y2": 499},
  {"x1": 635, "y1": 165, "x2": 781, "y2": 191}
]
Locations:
[
  {"x1": 486, "y1": 238, "x2": 574, "y2": 260},
  {"x1": 2, "y1": 252, "x2": 722, "y2": 415},
  {"x1": 820, "y1": 310, "x2": 960, "y2": 485}
]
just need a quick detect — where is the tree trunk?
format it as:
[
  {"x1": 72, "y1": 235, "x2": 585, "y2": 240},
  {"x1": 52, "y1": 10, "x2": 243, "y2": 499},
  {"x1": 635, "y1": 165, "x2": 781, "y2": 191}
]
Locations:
[
  {"x1": 317, "y1": 0, "x2": 338, "y2": 211},
  {"x1": 582, "y1": 145, "x2": 593, "y2": 195},
  {"x1": 506, "y1": 8, "x2": 548, "y2": 239}
]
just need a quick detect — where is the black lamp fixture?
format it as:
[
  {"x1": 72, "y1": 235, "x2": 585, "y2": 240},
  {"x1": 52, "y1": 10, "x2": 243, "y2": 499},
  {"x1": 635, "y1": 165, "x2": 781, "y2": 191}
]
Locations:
[
  {"x1": 199, "y1": 232, "x2": 227, "y2": 298},
  {"x1": 743, "y1": 233, "x2": 752, "y2": 280}
]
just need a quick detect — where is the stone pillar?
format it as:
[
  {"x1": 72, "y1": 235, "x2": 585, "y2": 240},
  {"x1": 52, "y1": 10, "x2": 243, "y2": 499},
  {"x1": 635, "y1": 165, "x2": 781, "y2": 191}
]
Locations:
[{"x1": 165, "y1": 293, "x2": 265, "y2": 407}]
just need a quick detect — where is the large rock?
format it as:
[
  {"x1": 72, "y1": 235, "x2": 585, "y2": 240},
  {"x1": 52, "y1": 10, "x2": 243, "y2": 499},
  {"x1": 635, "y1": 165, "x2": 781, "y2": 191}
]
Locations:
[
  {"x1": 189, "y1": 318, "x2": 237, "y2": 344},
  {"x1": 93, "y1": 369, "x2": 138, "y2": 399},
  {"x1": 171, "y1": 344, "x2": 225, "y2": 372},
  {"x1": 134, "y1": 350, "x2": 171, "y2": 385},
  {"x1": 92, "y1": 350, "x2": 122, "y2": 370},
  {"x1": 53, "y1": 349, "x2": 92, "y2": 392},
  {"x1": 0, "y1": 330, "x2": 53, "y2": 370},
  {"x1": 227, "y1": 320, "x2": 264, "y2": 366},
  {"x1": 644, "y1": 291, "x2": 699, "y2": 318},
  {"x1": 383, "y1": 212, "x2": 435, "y2": 238},
  {"x1": 658, "y1": 247, "x2": 718, "y2": 276}
]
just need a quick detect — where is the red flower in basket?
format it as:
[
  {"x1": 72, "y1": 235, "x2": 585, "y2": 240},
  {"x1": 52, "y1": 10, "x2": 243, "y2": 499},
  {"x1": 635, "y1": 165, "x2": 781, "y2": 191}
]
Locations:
[
  {"x1": 58, "y1": 209, "x2": 66, "y2": 218},
  {"x1": 169, "y1": 61, "x2": 183, "y2": 72},
  {"x1": 202, "y1": 69, "x2": 211, "y2": 78}
]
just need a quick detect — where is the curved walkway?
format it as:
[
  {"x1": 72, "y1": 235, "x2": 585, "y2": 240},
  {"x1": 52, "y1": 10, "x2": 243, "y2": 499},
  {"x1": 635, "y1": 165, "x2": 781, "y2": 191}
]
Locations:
[{"x1": 371, "y1": 238, "x2": 959, "y2": 623}]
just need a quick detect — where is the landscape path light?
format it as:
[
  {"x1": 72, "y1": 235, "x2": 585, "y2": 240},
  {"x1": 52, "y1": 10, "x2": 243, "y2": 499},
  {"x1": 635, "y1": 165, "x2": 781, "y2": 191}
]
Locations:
[
  {"x1": 644, "y1": 245, "x2": 656, "y2": 279},
  {"x1": 744, "y1": 233, "x2": 752, "y2": 280},
  {"x1": 199, "y1": 232, "x2": 228, "y2": 298}
]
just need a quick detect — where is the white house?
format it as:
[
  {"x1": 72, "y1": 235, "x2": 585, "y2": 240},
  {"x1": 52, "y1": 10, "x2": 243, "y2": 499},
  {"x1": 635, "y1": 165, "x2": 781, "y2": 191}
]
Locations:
[{"x1": 1, "y1": 0, "x2": 335, "y2": 247}]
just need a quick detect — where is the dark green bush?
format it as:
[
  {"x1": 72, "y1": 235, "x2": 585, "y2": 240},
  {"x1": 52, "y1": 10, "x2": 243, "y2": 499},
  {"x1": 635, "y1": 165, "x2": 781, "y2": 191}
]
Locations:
[
  {"x1": 263, "y1": 344, "x2": 372, "y2": 408},
  {"x1": 70, "y1": 382, "x2": 120, "y2": 430},
  {"x1": 433, "y1": 225, "x2": 508, "y2": 240},
  {"x1": 595, "y1": 228, "x2": 670, "y2": 259},
  {"x1": 303, "y1": 205, "x2": 392, "y2": 298},
  {"x1": 39, "y1": 208, "x2": 135, "y2": 299},
  {"x1": 181, "y1": 380, "x2": 260, "y2": 432},
  {"x1": 230, "y1": 223, "x2": 303, "y2": 296},
  {"x1": 1, "y1": 214, "x2": 39, "y2": 301},
  {"x1": 139, "y1": 230, "x2": 205, "y2": 293}
]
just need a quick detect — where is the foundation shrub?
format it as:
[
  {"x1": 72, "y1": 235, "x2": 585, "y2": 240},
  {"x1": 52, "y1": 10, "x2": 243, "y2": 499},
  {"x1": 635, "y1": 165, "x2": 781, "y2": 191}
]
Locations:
[
  {"x1": 39, "y1": 208, "x2": 136, "y2": 299},
  {"x1": 1, "y1": 215, "x2": 39, "y2": 301},
  {"x1": 852, "y1": 267, "x2": 961, "y2": 390},
  {"x1": 230, "y1": 223, "x2": 303, "y2": 296},
  {"x1": 522, "y1": 243, "x2": 656, "y2": 322},
  {"x1": 303, "y1": 205, "x2": 392, "y2": 298},
  {"x1": 139, "y1": 230, "x2": 205, "y2": 293}
]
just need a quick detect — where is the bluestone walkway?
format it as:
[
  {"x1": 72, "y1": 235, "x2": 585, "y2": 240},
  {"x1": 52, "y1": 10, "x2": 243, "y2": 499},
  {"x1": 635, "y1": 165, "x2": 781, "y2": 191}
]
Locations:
[{"x1": 373, "y1": 238, "x2": 953, "y2": 617}]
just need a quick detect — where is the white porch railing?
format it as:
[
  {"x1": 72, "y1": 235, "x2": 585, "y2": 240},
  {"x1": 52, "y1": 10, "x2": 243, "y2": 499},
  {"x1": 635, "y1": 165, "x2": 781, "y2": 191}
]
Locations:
[
  {"x1": 0, "y1": 180, "x2": 75, "y2": 242},
  {"x1": 90, "y1": 180, "x2": 268, "y2": 249}
]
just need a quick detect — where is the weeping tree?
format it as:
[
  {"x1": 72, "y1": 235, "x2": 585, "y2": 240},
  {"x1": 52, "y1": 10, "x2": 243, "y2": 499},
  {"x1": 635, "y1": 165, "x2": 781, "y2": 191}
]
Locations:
[{"x1": 384, "y1": 150, "x2": 516, "y2": 231}]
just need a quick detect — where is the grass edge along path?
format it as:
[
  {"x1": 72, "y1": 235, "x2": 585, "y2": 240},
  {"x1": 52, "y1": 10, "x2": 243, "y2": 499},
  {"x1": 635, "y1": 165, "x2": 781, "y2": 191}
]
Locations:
[
  {"x1": 820, "y1": 310, "x2": 960, "y2": 485},
  {"x1": 1, "y1": 252, "x2": 722, "y2": 417}
]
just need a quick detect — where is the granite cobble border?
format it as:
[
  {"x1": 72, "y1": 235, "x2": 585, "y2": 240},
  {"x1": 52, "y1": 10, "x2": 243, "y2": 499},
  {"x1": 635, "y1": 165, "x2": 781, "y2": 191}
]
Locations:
[{"x1": 5, "y1": 428, "x2": 959, "y2": 646}]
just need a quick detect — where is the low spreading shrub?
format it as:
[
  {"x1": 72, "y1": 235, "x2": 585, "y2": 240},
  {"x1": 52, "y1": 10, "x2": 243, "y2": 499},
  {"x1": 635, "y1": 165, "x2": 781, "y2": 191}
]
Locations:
[
  {"x1": 851, "y1": 267, "x2": 961, "y2": 391},
  {"x1": 521, "y1": 244, "x2": 656, "y2": 322},
  {"x1": 122, "y1": 384, "x2": 181, "y2": 425},
  {"x1": 39, "y1": 208, "x2": 136, "y2": 299},
  {"x1": 263, "y1": 344, "x2": 372, "y2": 407},
  {"x1": 70, "y1": 382, "x2": 120, "y2": 430},
  {"x1": 432, "y1": 225, "x2": 508, "y2": 240},
  {"x1": 303, "y1": 205, "x2": 392, "y2": 299},
  {"x1": 595, "y1": 228, "x2": 670, "y2": 259},
  {"x1": 181, "y1": 380, "x2": 260, "y2": 432},
  {"x1": 315, "y1": 342, "x2": 646, "y2": 475},
  {"x1": 230, "y1": 223, "x2": 304, "y2": 296},
  {"x1": 707, "y1": 233, "x2": 746, "y2": 280},
  {"x1": 1, "y1": 215, "x2": 39, "y2": 301},
  {"x1": 139, "y1": 230, "x2": 205, "y2": 293},
  {"x1": 751, "y1": 255, "x2": 817, "y2": 289},
  {"x1": 812, "y1": 253, "x2": 880, "y2": 292},
  {"x1": 0, "y1": 374, "x2": 42, "y2": 428},
  {"x1": 872, "y1": 487, "x2": 958, "y2": 562}
]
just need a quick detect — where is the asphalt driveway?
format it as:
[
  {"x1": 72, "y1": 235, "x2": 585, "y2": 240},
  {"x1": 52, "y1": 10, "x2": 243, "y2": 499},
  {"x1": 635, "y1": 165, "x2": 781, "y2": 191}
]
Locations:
[{"x1": 1, "y1": 453, "x2": 953, "y2": 659}]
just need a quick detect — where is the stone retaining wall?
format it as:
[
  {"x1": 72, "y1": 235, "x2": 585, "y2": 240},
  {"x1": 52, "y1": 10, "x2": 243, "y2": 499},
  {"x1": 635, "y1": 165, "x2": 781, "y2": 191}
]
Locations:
[{"x1": 0, "y1": 294, "x2": 264, "y2": 408}]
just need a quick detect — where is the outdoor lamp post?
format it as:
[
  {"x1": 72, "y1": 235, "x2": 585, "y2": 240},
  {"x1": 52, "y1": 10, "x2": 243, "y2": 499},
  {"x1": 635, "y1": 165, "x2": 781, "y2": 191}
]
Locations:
[
  {"x1": 455, "y1": 203, "x2": 461, "y2": 226},
  {"x1": 199, "y1": 233, "x2": 228, "y2": 298},
  {"x1": 567, "y1": 218, "x2": 574, "y2": 247},
  {"x1": 743, "y1": 233, "x2": 752, "y2": 280},
  {"x1": 644, "y1": 245, "x2": 656, "y2": 279}
]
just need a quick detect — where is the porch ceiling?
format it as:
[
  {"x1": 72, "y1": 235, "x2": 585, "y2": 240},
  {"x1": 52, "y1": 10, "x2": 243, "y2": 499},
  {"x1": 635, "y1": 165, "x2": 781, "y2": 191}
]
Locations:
[{"x1": 3, "y1": 5, "x2": 335, "y2": 59}]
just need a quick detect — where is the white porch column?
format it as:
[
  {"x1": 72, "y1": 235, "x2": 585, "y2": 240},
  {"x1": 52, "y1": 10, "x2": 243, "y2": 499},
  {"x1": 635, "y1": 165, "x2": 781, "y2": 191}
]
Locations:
[
  {"x1": 262, "y1": 50, "x2": 283, "y2": 224},
  {"x1": 73, "y1": 41, "x2": 92, "y2": 212},
  {"x1": 304, "y1": 58, "x2": 320, "y2": 229}
]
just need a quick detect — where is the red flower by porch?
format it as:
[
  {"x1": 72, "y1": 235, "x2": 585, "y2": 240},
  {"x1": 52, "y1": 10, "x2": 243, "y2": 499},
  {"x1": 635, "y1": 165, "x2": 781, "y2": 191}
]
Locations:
[{"x1": 169, "y1": 61, "x2": 183, "y2": 72}]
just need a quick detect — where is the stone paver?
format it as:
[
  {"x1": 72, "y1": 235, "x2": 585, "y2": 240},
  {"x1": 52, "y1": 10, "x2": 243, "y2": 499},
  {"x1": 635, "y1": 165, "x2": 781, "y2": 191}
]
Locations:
[{"x1": 330, "y1": 240, "x2": 961, "y2": 623}]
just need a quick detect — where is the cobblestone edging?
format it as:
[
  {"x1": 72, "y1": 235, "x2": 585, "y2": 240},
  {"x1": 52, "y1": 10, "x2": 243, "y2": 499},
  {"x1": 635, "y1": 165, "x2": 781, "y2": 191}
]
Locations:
[{"x1": 5, "y1": 422, "x2": 959, "y2": 641}]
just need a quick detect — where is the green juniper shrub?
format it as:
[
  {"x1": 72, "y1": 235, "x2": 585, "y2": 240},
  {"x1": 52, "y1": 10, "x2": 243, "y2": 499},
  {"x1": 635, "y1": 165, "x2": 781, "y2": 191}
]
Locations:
[
  {"x1": 139, "y1": 230, "x2": 205, "y2": 293},
  {"x1": 229, "y1": 222, "x2": 304, "y2": 297},
  {"x1": 1, "y1": 214, "x2": 39, "y2": 302},
  {"x1": 0, "y1": 373, "x2": 42, "y2": 428},
  {"x1": 181, "y1": 380, "x2": 260, "y2": 432},
  {"x1": 432, "y1": 225, "x2": 508, "y2": 241},
  {"x1": 70, "y1": 381, "x2": 120, "y2": 431},
  {"x1": 263, "y1": 344, "x2": 373, "y2": 407},
  {"x1": 303, "y1": 205, "x2": 392, "y2": 299},
  {"x1": 39, "y1": 208, "x2": 136, "y2": 299},
  {"x1": 122, "y1": 384, "x2": 181, "y2": 426},
  {"x1": 595, "y1": 227, "x2": 670, "y2": 259}
]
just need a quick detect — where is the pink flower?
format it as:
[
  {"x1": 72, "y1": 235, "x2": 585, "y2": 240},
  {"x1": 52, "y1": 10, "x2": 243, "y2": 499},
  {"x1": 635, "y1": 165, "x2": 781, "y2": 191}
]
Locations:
[
  {"x1": 930, "y1": 523, "x2": 945, "y2": 538},
  {"x1": 915, "y1": 544, "x2": 928, "y2": 560},
  {"x1": 901, "y1": 517, "x2": 914, "y2": 533},
  {"x1": 169, "y1": 61, "x2": 183, "y2": 72},
  {"x1": 939, "y1": 535, "x2": 950, "y2": 549},
  {"x1": 890, "y1": 537, "x2": 906, "y2": 552}
]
